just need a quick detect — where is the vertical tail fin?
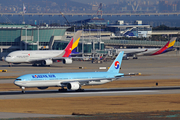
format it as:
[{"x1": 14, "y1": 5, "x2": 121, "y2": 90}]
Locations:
[
  {"x1": 63, "y1": 30, "x2": 82, "y2": 57},
  {"x1": 107, "y1": 51, "x2": 124, "y2": 73},
  {"x1": 152, "y1": 37, "x2": 177, "y2": 55}
]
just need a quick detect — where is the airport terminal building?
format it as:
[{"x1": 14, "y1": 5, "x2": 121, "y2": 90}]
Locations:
[
  {"x1": 0, "y1": 24, "x2": 70, "y2": 58},
  {"x1": 0, "y1": 24, "x2": 105, "y2": 59},
  {"x1": 107, "y1": 20, "x2": 152, "y2": 38}
]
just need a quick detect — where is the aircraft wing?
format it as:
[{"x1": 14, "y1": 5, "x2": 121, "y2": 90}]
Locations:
[
  {"x1": 28, "y1": 56, "x2": 94, "y2": 64},
  {"x1": 60, "y1": 77, "x2": 116, "y2": 86},
  {"x1": 60, "y1": 73, "x2": 141, "y2": 86},
  {"x1": 28, "y1": 58, "x2": 53, "y2": 63},
  {"x1": 115, "y1": 73, "x2": 141, "y2": 78}
]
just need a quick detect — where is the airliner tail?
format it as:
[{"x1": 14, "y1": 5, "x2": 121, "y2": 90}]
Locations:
[
  {"x1": 152, "y1": 37, "x2": 177, "y2": 55},
  {"x1": 107, "y1": 51, "x2": 124, "y2": 73},
  {"x1": 63, "y1": 30, "x2": 82, "y2": 57}
]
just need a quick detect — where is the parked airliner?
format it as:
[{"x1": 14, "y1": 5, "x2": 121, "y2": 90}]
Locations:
[
  {"x1": 117, "y1": 37, "x2": 177, "y2": 59},
  {"x1": 14, "y1": 51, "x2": 139, "y2": 93},
  {"x1": 5, "y1": 30, "x2": 82, "y2": 66}
]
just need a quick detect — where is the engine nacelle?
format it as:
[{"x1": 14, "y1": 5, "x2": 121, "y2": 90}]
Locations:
[
  {"x1": 67, "y1": 82, "x2": 80, "y2": 90},
  {"x1": 63, "y1": 58, "x2": 72, "y2": 64},
  {"x1": 37, "y1": 87, "x2": 48, "y2": 89},
  {"x1": 42, "y1": 59, "x2": 53, "y2": 65}
]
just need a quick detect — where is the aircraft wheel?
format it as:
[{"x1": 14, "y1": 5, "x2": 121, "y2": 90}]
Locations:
[
  {"x1": 133, "y1": 57, "x2": 138, "y2": 59},
  {"x1": 123, "y1": 57, "x2": 129, "y2": 60},
  {"x1": 21, "y1": 87, "x2": 25, "y2": 94},
  {"x1": 22, "y1": 90, "x2": 25, "y2": 93},
  {"x1": 8, "y1": 63, "x2": 12, "y2": 67},
  {"x1": 58, "y1": 89, "x2": 67, "y2": 92},
  {"x1": 32, "y1": 63, "x2": 37, "y2": 66},
  {"x1": 76, "y1": 89, "x2": 84, "y2": 92}
]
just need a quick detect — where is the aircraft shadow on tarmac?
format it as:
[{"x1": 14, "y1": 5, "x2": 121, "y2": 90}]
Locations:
[{"x1": 1, "y1": 87, "x2": 180, "y2": 95}]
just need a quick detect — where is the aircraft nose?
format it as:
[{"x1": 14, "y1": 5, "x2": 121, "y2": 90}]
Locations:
[
  {"x1": 14, "y1": 80, "x2": 21, "y2": 86},
  {"x1": 5, "y1": 57, "x2": 10, "y2": 62},
  {"x1": 14, "y1": 80, "x2": 17, "y2": 85}
]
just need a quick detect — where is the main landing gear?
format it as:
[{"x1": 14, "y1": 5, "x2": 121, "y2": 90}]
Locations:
[
  {"x1": 32, "y1": 63, "x2": 50, "y2": 67},
  {"x1": 133, "y1": 55, "x2": 138, "y2": 59},
  {"x1": 58, "y1": 87, "x2": 84, "y2": 92},
  {"x1": 75, "y1": 89, "x2": 84, "y2": 92},
  {"x1": 58, "y1": 87, "x2": 67, "y2": 92}
]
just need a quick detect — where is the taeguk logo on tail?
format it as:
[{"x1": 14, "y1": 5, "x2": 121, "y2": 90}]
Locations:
[{"x1": 114, "y1": 61, "x2": 120, "y2": 69}]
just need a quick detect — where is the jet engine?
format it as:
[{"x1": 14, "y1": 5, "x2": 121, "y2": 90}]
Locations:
[
  {"x1": 42, "y1": 59, "x2": 53, "y2": 65},
  {"x1": 63, "y1": 58, "x2": 72, "y2": 64},
  {"x1": 67, "y1": 82, "x2": 80, "y2": 90},
  {"x1": 37, "y1": 87, "x2": 48, "y2": 89}
]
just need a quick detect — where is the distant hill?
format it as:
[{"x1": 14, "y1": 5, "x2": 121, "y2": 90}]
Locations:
[{"x1": 0, "y1": 0, "x2": 92, "y2": 13}]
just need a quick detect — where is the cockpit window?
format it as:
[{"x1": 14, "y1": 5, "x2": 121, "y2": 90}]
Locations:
[
  {"x1": 16, "y1": 79, "x2": 21, "y2": 81},
  {"x1": 7, "y1": 55, "x2": 11, "y2": 57}
]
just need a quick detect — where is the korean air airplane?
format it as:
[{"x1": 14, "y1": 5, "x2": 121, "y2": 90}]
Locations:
[
  {"x1": 14, "y1": 51, "x2": 139, "y2": 93},
  {"x1": 5, "y1": 30, "x2": 82, "y2": 67},
  {"x1": 117, "y1": 37, "x2": 177, "y2": 59}
]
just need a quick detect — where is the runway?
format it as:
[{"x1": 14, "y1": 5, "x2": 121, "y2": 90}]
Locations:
[
  {"x1": 0, "y1": 112, "x2": 72, "y2": 119},
  {"x1": 0, "y1": 86, "x2": 180, "y2": 99},
  {"x1": 0, "y1": 55, "x2": 180, "y2": 119},
  {"x1": 1, "y1": 86, "x2": 180, "y2": 119}
]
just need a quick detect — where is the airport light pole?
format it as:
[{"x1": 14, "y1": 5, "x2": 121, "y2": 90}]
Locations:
[
  {"x1": 82, "y1": 25, "x2": 84, "y2": 57},
  {"x1": 37, "y1": 26, "x2": 39, "y2": 50},
  {"x1": 98, "y1": 25, "x2": 101, "y2": 50},
  {"x1": 25, "y1": 25, "x2": 27, "y2": 50},
  {"x1": 89, "y1": 25, "x2": 91, "y2": 42},
  {"x1": 74, "y1": 25, "x2": 78, "y2": 52}
]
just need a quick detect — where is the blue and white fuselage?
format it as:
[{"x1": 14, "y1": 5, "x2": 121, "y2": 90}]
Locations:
[
  {"x1": 14, "y1": 51, "x2": 126, "y2": 93},
  {"x1": 14, "y1": 72, "x2": 124, "y2": 88}
]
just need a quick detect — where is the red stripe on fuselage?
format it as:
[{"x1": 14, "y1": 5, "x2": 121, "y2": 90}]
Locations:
[
  {"x1": 63, "y1": 38, "x2": 73, "y2": 57},
  {"x1": 151, "y1": 41, "x2": 170, "y2": 55}
]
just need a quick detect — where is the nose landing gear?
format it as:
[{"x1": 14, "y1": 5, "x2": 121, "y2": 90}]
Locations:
[
  {"x1": 21, "y1": 87, "x2": 25, "y2": 93},
  {"x1": 8, "y1": 63, "x2": 12, "y2": 67}
]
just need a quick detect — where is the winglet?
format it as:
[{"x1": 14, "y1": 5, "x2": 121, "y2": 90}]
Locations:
[
  {"x1": 63, "y1": 30, "x2": 82, "y2": 57},
  {"x1": 152, "y1": 37, "x2": 177, "y2": 55},
  {"x1": 107, "y1": 51, "x2": 124, "y2": 73}
]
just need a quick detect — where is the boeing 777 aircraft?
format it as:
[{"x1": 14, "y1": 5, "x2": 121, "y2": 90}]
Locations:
[
  {"x1": 117, "y1": 37, "x2": 177, "y2": 59},
  {"x1": 5, "y1": 30, "x2": 82, "y2": 66},
  {"x1": 14, "y1": 51, "x2": 139, "y2": 93}
]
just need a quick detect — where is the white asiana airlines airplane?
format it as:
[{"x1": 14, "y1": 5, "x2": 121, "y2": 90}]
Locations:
[
  {"x1": 5, "y1": 30, "x2": 82, "y2": 67},
  {"x1": 117, "y1": 37, "x2": 177, "y2": 59},
  {"x1": 14, "y1": 51, "x2": 140, "y2": 93}
]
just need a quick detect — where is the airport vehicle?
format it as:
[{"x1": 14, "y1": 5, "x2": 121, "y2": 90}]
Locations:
[
  {"x1": 14, "y1": 51, "x2": 139, "y2": 93},
  {"x1": 5, "y1": 30, "x2": 82, "y2": 66},
  {"x1": 117, "y1": 37, "x2": 177, "y2": 59}
]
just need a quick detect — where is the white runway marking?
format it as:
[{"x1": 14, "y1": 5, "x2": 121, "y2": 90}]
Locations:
[{"x1": 60, "y1": 90, "x2": 157, "y2": 95}]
